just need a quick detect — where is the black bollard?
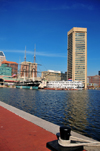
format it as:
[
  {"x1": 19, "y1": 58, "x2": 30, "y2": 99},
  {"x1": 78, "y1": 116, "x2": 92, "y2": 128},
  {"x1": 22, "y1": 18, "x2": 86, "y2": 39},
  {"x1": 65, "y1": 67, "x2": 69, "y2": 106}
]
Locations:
[
  {"x1": 47, "y1": 126, "x2": 84, "y2": 150},
  {"x1": 60, "y1": 126, "x2": 71, "y2": 140}
]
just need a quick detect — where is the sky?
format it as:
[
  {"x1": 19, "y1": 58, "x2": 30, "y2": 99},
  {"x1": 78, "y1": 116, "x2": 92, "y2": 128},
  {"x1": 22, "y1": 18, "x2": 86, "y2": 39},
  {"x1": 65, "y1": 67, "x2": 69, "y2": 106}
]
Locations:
[{"x1": 0, "y1": 0, "x2": 100, "y2": 76}]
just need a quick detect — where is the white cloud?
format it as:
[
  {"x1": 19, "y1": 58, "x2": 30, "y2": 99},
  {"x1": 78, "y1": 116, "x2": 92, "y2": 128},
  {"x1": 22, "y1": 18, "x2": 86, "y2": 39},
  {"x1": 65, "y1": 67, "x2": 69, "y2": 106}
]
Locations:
[
  {"x1": 34, "y1": 3, "x2": 94, "y2": 11},
  {"x1": 71, "y1": 3, "x2": 94, "y2": 10},
  {"x1": 1, "y1": 49, "x2": 66, "y2": 58}
]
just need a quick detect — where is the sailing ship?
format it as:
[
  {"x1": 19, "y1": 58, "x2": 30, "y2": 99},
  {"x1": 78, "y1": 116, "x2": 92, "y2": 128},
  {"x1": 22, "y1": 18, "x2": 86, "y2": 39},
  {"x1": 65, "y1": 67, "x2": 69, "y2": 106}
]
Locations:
[
  {"x1": 16, "y1": 46, "x2": 41, "y2": 89},
  {"x1": 16, "y1": 80, "x2": 41, "y2": 89}
]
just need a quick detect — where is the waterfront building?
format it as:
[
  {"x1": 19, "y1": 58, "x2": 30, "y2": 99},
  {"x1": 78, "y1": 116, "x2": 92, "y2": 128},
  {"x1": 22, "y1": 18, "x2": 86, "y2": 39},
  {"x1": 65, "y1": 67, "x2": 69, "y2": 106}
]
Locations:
[
  {"x1": 88, "y1": 75, "x2": 100, "y2": 87},
  {"x1": 0, "y1": 64, "x2": 12, "y2": 76},
  {"x1": 20, "y1": 61, "x2": 37, "y2": 80},
  {"x1": 0, "y1": 51, "x2": 6, "y2": 66},
  {"x1": 61, "y1": 72, "x2": 67, "y2": 81},
  {"x1": 67, "y1": 27, "x2": 87, "y2": 89},
  {"x1": 41, "y1": 70, "x2": 61, "y2": 81},
  {"x1": 2, "y1": 61, "x2": 18, "y2": 77}
]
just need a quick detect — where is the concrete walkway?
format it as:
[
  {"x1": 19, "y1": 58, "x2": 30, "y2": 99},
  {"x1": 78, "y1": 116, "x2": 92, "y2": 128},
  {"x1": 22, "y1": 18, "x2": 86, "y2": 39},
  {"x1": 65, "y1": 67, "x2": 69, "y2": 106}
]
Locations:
[
  {"x1": 0, "y1": 101, "x2": 100, "y2": 151},
  {"x1": 0, "y1": 103, "x2": 57, "y2": 151}
]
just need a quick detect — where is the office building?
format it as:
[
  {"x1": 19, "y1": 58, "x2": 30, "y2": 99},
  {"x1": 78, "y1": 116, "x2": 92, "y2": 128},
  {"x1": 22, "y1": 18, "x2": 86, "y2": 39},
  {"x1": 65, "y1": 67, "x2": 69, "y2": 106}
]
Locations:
[
  {"x1": 0, "y1": 64, "x2": 12, "y2": 76},
  {"x1": 98, "y1": 71, "x2": 100, "y2": 76},
  {"x1": 41, "y1": 70, "x2": 61, "y2": 81},
  {"x1": 61, "y1": 72, "x2": 67, "y2": 81},
  {"x1": 42, "y1": 70, "x2": 67, "y2": 81},
  {"x1": 2, "y1": 61, "x2": 18, "y2": 76},
  {"x1": 0, "y1": 51, "x2": 6, "y2": 66},
  {"x1": 67, "y1": 27, "x2": 87, "y2": 88}
]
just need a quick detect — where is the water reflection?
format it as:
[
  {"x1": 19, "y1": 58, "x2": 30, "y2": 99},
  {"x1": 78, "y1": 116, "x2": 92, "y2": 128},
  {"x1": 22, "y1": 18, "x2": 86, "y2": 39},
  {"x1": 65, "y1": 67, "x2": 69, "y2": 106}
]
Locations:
[
  {"x1": 0, "y1": 88, "x2": 100, "y2": 141},
  {"x1": 63, "y1": 91, "x2": 89, "y2": 133}
]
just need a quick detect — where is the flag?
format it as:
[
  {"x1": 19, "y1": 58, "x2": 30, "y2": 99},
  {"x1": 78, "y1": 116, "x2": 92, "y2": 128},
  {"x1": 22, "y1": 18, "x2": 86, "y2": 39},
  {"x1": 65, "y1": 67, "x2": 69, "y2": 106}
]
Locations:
[{"x1": 68, "y1": 79, "x2": 72, "y2": 81}]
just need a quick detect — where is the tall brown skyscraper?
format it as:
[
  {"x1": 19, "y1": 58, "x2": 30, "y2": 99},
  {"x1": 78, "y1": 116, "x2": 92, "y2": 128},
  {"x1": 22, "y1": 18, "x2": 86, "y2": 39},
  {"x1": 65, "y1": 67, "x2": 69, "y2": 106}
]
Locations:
[{"x1": 67, "y1": 27, "x2": 87, "y2": 89}]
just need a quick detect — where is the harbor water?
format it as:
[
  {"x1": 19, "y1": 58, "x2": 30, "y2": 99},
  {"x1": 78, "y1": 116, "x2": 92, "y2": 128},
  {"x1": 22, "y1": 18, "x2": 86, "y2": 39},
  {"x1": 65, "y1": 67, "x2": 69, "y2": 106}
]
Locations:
[{"x1": 0, "y1": 88, "x2": 100, "y2": 141}]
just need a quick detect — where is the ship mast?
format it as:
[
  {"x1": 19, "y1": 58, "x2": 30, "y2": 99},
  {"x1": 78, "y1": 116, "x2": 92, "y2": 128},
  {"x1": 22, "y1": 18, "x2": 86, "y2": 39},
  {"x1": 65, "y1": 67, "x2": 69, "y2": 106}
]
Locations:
[
  {"x1": 34, "y1": 44, "x2": 36, "y2": 63},
  {"x1": 24, "y1": 46, "x2": 26, "y2": 81},
  {"x1": 18, "y1": 57, "x2": 21, "y2": 79},
  {"x1": 24, "y1": 46, "x2": 26, "y2": 63},
  {"x1": 33, "y1": 44, "x2": 36, "y2": 81}
]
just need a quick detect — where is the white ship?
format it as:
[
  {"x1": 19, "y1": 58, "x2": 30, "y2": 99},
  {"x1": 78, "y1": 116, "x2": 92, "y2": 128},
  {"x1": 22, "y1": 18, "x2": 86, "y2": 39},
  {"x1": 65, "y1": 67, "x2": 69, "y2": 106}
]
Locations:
[{"x1": 46, "y1": 80, "x2": 84, "y2": 90}]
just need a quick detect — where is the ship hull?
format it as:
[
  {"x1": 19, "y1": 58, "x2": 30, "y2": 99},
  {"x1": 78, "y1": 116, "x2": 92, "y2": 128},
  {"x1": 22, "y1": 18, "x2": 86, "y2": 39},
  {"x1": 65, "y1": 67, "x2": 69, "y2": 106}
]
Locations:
[
  {"x1": 16, "y1": 85, "x2": 38, "y2": 89},
  {"x1": 16, "y1": 80, "x2": 40, "y2": 90}
]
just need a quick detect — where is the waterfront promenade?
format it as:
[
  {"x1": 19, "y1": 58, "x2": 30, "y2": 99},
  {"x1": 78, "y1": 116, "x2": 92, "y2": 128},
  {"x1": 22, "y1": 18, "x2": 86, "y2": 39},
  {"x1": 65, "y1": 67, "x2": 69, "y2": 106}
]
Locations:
[
  {"x1": 0, "y1": 101, "x2": 100, "y2": 151},
  {"x1": 0, "y1": 103, "x2": 57, "y2": 151}
]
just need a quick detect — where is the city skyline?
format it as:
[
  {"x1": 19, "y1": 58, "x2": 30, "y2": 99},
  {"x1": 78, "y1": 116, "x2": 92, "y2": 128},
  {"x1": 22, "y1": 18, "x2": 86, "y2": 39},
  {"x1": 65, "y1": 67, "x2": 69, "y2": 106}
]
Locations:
[{"x1": 0, "y1": 0, "x2": 100, "y2": 76}]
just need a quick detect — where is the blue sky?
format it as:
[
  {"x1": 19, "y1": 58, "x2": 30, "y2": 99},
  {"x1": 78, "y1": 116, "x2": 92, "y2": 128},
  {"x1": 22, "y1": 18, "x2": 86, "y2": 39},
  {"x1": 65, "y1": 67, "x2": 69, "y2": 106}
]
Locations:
[{"x1": 0, "y1": 0, "x2": 100, "y2": 76}]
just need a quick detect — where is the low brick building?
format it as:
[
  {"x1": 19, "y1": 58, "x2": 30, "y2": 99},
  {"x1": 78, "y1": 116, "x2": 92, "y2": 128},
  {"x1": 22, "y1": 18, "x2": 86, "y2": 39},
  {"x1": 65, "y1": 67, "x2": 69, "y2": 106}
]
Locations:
[{"x1": 88, "y1": 75, "x2": 100, "y2": 87}]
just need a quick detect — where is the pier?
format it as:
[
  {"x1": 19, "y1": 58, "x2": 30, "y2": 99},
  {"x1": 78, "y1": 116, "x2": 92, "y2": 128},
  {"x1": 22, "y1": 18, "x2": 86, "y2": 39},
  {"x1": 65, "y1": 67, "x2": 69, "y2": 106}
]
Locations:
[{"x1": 0, "y1": 101, "x2": 100, "y2": 151}]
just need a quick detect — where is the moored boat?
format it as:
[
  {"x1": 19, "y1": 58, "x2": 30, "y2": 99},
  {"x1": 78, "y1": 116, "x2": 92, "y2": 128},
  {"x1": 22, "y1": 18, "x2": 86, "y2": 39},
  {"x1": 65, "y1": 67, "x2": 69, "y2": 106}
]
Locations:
[
  {"x1": 16, "y1": 80, "x2": 41, "y2": 89},
  {"x1": 46, "y1": 80, "x2": 84, "y2": 90},
  {"x1": 16, "y1": 46, "x2": 41, "y2": 90}
]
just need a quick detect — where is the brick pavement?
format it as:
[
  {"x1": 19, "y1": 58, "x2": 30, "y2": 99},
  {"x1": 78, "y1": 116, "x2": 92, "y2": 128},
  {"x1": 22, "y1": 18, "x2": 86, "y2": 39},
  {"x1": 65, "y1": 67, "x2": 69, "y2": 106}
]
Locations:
[{"x1": 0, "y1": 106, "x2": 57, "y2": 151}]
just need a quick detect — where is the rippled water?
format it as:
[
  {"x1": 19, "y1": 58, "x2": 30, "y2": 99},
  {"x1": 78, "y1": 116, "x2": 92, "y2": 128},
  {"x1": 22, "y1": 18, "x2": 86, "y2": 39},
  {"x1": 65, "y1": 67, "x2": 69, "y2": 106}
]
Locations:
[{"x1": 0, "y1": 88, "x2": 100, "y2": 141}]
